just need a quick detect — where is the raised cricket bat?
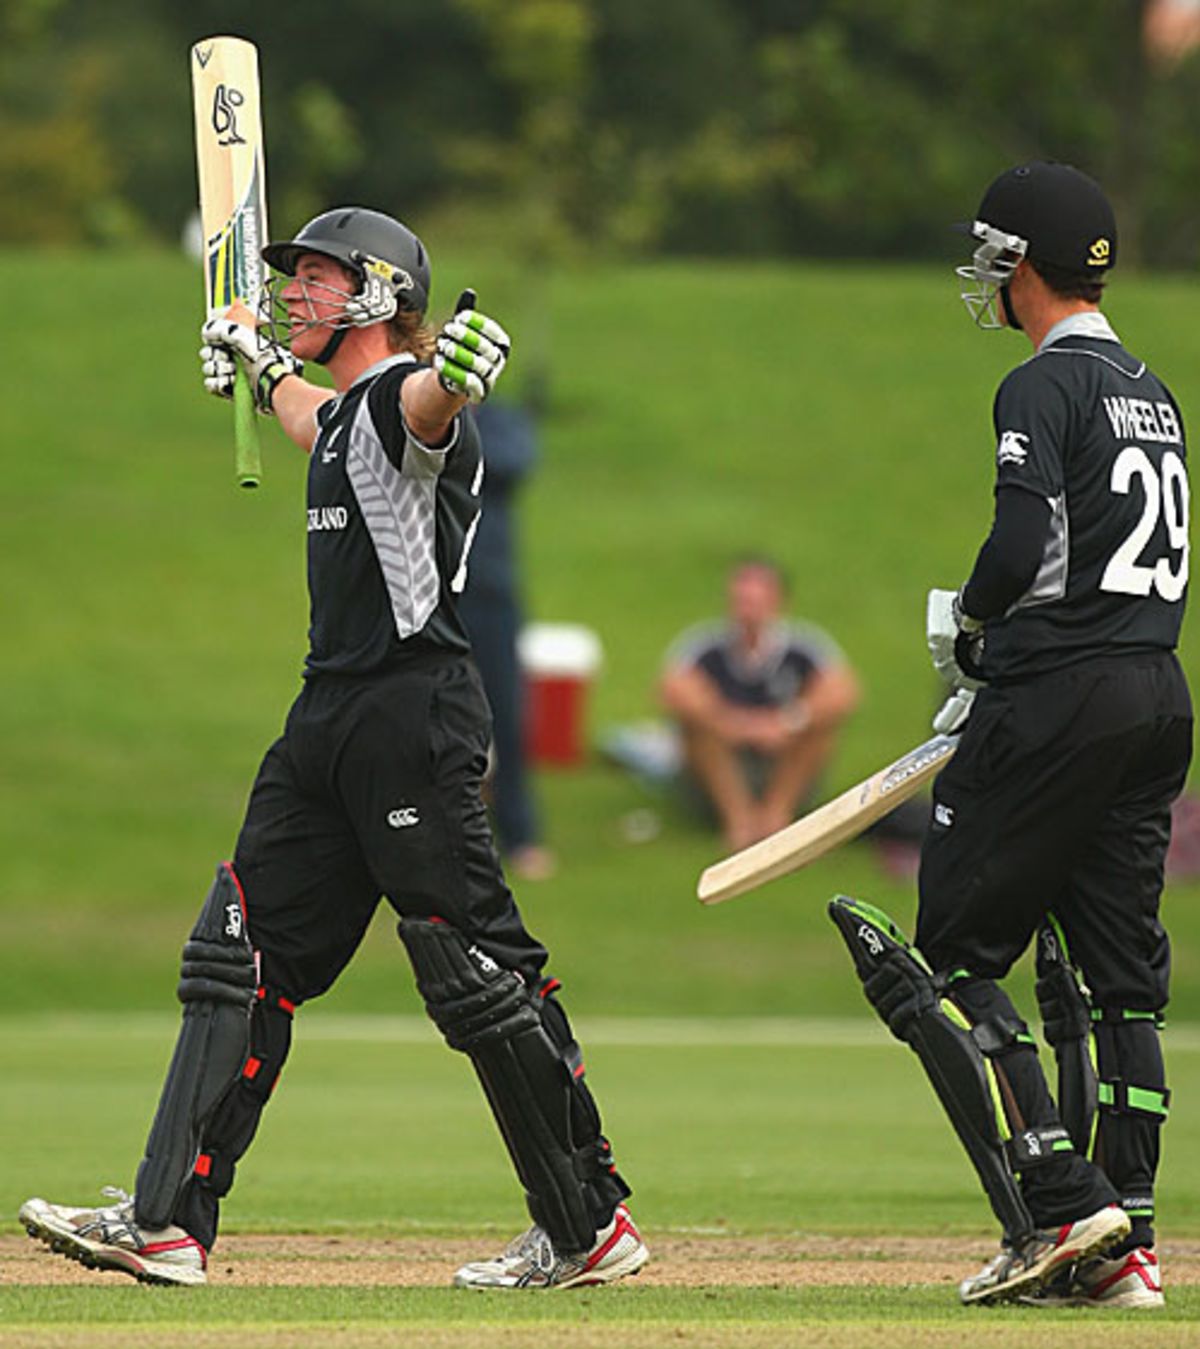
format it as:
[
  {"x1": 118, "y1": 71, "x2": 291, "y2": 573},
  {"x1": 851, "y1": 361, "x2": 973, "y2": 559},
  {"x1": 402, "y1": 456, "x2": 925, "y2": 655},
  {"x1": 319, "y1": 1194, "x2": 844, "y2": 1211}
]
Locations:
[
  {"x1": 696, "y1": 733, "x2": 958, "y2": 905},
  {"x1": 190, "y1": 35, "x2": 268, "y2": 488}
]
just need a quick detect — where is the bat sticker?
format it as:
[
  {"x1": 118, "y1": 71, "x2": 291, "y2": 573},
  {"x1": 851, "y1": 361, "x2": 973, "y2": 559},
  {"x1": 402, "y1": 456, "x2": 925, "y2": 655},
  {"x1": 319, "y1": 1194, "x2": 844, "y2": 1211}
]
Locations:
[{"x1": 212, "y1": 84, "x2": 247, "y2": 146}]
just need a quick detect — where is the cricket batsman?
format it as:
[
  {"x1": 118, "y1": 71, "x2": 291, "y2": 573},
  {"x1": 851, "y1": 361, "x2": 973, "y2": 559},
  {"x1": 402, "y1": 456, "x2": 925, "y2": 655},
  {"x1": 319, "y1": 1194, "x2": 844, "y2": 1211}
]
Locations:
[
  {"x1": 19, "y1": 207, "x2": 648, "y2": 1290},
  {"x1": 830, "y1": 162, "x2": 1190, "y2": 1307}
]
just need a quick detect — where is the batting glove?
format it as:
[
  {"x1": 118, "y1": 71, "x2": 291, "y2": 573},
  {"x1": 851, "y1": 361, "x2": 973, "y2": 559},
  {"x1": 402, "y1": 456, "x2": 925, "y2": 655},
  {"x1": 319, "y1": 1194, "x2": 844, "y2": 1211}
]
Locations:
[
  {"x1": 933, "y1": 686, "x2": 976, "y2": 736},
  {"x1": 200, "y1": 317, "x2": 304, "y2": 415},
  {"x1": 434, "y1": 290, "x2": 510, "y2": 404},
  {"x1": 926, "y1": 588, "x2": 986, "y2": 689}
]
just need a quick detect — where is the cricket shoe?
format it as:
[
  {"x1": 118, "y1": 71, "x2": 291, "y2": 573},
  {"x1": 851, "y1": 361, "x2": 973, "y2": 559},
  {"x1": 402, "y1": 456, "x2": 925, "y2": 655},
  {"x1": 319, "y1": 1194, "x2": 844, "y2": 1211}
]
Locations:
[
  {"x1": 18, "y1": 1186, "x2": 207, "y2": 1287},
  {"x1": 1023, "y1": 1247, "x2": 1164, "y2": 1309},
  {"x1": 959, "y1": 1203, "x2": 1130, "y2": 1305},
  {"x1": 453, "y1": 1203, "x2": 648, "y2": 1289}
]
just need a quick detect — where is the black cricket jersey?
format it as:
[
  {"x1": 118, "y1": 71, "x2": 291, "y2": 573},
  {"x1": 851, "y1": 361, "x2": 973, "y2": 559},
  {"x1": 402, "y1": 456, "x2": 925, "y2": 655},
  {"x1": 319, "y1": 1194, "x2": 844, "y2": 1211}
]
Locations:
[
  {"x1": 979, "y1": 315, "x2": 1189, "y2": 680},
  {"x1": 304, "y1": 353, "x2": 483, "y2": 675}
]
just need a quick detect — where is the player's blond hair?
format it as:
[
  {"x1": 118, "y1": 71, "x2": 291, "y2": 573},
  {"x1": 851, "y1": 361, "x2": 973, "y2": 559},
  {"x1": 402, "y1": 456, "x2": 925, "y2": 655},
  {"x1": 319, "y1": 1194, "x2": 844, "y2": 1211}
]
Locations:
[{"x1": 388, "y1": 308, "x2": 436, "y2": 359}]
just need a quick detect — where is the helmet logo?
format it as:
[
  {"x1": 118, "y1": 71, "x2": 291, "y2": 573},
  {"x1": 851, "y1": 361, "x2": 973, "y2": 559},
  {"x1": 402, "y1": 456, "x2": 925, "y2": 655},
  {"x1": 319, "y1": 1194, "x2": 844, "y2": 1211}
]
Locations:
[
  {"x1": 1088, "y1": 237, "x2": 1111, "y2": 267},
  {"x1": 361, "y1": 254, "x2": 410, "y2": 290}
]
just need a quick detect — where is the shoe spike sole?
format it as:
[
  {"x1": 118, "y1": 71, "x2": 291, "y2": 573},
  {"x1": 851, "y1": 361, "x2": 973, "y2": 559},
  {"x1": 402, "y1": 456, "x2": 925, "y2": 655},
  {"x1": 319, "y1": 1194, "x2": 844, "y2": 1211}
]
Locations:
[{"x1": 24, "y1": 1222, "x2": 182, "y2": 1288}]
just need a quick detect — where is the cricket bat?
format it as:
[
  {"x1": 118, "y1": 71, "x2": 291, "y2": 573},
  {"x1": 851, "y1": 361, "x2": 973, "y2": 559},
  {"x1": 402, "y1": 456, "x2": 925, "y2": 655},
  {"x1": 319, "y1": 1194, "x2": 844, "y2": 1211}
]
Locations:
[
  {"x1": 190, "y1": 35, "x2": 268, "y2": 488},
  {"x1": 696, "y1": 733, "x2": 958, "y2": 905}
]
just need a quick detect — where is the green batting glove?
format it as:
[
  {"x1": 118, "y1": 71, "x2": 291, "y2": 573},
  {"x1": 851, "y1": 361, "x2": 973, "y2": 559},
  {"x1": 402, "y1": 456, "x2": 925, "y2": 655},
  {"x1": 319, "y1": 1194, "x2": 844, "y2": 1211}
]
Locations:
[{"x1": 434, "y1": 290, "x2": 511, "y2": 403}]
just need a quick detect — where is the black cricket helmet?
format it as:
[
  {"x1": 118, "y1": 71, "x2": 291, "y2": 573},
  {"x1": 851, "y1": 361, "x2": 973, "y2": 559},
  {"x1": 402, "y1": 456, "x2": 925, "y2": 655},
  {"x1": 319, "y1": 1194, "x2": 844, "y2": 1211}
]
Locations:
[
  {"x1": 263, "y1": 206, "x2": 431, "y2": 321},
  {"x1": 956, "y1": 161, "x2": 1116, "y2": 329}
]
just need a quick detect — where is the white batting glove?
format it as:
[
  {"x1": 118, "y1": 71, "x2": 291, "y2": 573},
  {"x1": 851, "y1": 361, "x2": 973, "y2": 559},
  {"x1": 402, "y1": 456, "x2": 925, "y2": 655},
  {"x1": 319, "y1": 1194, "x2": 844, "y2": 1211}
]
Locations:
[
  {"x1": 200, "y1": 339, "x2": 239, "y2": 400},
  {"x1": 926, "y1": 588, "x2": 986, "y2": 689},
  {"x1": 200, "y1": 317, "x2": 303, "y2": 415},
  {"x1": 933, "y1": 686, "x2": 976, "y2": 736},
  {"x1": 433, "y1": 290, "x2": 510, "y2": 403}
]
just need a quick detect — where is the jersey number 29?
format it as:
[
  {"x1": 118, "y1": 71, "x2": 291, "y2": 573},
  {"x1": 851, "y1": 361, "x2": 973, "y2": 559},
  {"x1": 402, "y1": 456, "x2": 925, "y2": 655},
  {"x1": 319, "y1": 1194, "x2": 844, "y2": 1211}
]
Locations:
[{"x1": 1100, "y1": 445, "x2": 1189, "y2": 602}]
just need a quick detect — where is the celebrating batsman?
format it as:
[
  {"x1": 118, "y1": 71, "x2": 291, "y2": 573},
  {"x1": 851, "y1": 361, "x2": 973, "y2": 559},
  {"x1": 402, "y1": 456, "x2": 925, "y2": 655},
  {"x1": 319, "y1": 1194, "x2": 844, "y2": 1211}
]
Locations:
[
  {"x1": 19, "y1": 207, "x2": 647, "y2": 1290},
  {"x1": 830, "y1": 163, "x2": 1190, "y2": 1307}
]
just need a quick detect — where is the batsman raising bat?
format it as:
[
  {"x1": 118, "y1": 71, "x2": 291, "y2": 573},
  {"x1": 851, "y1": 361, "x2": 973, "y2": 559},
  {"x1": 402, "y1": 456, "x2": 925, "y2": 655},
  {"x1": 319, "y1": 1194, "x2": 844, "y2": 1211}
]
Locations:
[
  {"x1": 19, "y1": 205, "x2": 647, "y2": 1291},
  {"x1": 829, "y1": 163, "x2": 1190, "y2": 1308}
]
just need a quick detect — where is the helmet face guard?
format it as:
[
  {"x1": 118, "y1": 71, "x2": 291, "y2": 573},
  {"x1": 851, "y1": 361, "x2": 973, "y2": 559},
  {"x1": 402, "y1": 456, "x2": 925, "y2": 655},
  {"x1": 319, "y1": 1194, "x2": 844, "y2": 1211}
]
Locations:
[
  {"x1": 263, "y1": 249, "x2": 416, "y2": 348},
  {"x1": 263, "y1": 271, "x2": 349, "y2": 345},
  {"x1": 955, "y1": 220, "x2": 1028, "y2": 329},
  {"x1": 260, "y1": 208, "x2": 432, "y2": 363}
]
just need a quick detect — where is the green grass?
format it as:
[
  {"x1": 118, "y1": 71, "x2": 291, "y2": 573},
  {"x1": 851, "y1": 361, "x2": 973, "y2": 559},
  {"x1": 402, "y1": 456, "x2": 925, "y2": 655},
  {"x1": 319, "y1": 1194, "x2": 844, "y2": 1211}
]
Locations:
[
  {"x1": 4, "y1": 1289, "x2": 1197, "y2": 1349},
  {"x1": 5, "y1": 1018, "x2": 1200, "y2": 1238},
  {"x1": 3, "y1": 1284, "x2": 1198, "y2": 1323},
  {"x1": 4, "y1": 250, "x2": 1200, "y2": 1341},
  {"x1": 3, "y1": 249, "x2": 1200, "y2": 1021},
  {"x1": 3, "y1": 1020, "x2": 1200, "y2": 1343}
]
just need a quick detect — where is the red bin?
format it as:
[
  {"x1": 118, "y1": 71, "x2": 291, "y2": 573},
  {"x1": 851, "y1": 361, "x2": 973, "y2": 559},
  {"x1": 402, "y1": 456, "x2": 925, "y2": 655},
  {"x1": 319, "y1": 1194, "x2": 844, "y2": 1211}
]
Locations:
[{"x1": 518, "y1": 624, "x2": 603, "y2": 766}]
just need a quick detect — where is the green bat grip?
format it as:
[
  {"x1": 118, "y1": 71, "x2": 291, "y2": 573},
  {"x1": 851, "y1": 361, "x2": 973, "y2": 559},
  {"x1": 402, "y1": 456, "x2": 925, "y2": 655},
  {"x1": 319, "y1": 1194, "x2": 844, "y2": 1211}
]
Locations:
[{"x1": 233, "y1": 364, "x2": 262, "y2": 489}]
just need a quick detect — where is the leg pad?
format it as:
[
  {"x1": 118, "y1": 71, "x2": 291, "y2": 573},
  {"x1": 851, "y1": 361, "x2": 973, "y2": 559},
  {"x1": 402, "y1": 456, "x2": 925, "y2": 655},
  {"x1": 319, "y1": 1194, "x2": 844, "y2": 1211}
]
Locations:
[
  {"x1": 829, "y1": 895, "x2": 1036, "y2": 1245},
  {"x1": 400, "y1": 918, "x2": 598, "y2": 1253},
  {"x1": 1035, "y1": 921, "x2": 1098, "y2": 1153},
  {"x1": 1092, "y1": 1013, "x2": 1169, "y2": 1247},
  {"x1": 134, "y1": 864, "x2": 256, "y2": 1232}
]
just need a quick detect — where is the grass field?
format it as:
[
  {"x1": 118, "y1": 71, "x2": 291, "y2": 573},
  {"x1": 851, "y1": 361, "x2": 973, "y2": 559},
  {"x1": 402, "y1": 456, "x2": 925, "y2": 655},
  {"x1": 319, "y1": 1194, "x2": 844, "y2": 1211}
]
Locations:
[
  {"x1": 4, "y1": 250, "x2": 1200, "y2": 1018},
  {"x1": 4, "y1": 1017, "x2": 1200, "y2": 1345},
  {"x1": 3, "y1": 250, "x2": 1200, "y2": 1341}
]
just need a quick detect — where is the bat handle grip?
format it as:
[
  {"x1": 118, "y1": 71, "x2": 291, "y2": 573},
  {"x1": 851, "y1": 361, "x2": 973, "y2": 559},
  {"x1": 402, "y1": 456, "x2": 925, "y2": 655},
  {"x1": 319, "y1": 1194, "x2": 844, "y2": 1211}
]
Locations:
[{"x1": 233, "y1": 364, "x2": 262, "y2": 488}]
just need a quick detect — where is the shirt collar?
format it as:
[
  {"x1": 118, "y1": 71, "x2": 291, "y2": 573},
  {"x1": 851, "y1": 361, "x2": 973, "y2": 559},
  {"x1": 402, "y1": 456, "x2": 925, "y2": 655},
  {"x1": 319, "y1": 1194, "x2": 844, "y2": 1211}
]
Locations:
[
  {"x1": 728, "y1": 622, "x2": 788, "y2": 675},
  {"x1": 1038, "y1": 310, "x2": 1120, "y2": 352},
  {"x1": 347, "y1": 350, "x2": 417, "y2": 390},
  {"x1": 323, "y1": 352, "x2": 418, "y2": 420}
]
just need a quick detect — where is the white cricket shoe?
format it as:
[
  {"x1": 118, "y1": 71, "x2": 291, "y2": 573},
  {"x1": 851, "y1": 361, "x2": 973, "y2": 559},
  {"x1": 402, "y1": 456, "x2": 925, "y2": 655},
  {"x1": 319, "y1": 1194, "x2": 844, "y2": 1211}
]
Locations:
[
  {"x1": 453, "y1": 1203, "x2": 648, "y2": 1289},
  {"x1": 959, "y1": 1203, "x2": 1130, "y2": 1305},
  {"x1": 1025, "y1": 1246, "x2": 1164, "y2": 1309},
  {"x1": 19, "y1": 1187, "x2": 207, "y2": 1287}
]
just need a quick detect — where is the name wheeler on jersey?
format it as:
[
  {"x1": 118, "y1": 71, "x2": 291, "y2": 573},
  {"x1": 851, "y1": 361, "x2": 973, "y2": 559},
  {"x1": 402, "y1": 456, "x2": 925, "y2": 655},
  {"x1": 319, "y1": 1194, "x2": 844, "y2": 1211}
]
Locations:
[
  {"x1": 304, "y1": 353, "x2": 484, "y2": 675},
  {"x1": 1100, "y1": 396, "x2": 1183, "y2": 447},
  {"x1": 983, "y1": 333, "x2": 1188, "y2": 679}
]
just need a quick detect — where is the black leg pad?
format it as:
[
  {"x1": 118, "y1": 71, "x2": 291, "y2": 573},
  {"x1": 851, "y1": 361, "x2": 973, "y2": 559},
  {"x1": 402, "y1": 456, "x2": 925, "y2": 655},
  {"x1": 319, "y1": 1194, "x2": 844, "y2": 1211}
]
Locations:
[
  {"x1": 829, "y1": 895, "x2": 1036, "y2": 1246},
  {"x1": 399, "y1": 918, "x2": 597, "y2": 1254},
  {"x1": 134, "y1": 863, "x2": 256, "y2": 1232},
  {"x1": 1093, "y1": 1014, "x2": 1169, "y2": 1246},
  {"x1": 1035, "y1": 921, "x2": 1098, "y2": 1154}
]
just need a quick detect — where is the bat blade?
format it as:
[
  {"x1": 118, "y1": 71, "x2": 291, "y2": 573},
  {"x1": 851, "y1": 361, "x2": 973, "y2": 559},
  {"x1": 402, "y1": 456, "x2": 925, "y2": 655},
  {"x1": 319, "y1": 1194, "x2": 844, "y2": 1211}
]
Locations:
[
  {"x1": 696, "y1": 733, "x2": 958, "y2": 905},
  {"x1": 191, "y1": 35, "x2": 268, "y2": 488}
]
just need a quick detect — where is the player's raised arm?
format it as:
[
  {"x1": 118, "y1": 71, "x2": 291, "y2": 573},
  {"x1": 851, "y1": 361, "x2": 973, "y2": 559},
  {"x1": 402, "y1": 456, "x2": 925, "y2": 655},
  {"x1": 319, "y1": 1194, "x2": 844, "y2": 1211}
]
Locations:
[
  {"x1": 200, "y1": 316, "x2": 332, "y2": 452},
  {"x1": 401, "y1": 290, "x2": 512, "y2": 445}
]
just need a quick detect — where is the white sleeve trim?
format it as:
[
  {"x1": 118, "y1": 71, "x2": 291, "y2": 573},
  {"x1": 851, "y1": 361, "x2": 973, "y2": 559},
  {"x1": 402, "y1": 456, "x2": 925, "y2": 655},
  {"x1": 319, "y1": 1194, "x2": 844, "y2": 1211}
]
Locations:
[{"x1": 399, "y1": 410, "x2": 462, "y2": 478}]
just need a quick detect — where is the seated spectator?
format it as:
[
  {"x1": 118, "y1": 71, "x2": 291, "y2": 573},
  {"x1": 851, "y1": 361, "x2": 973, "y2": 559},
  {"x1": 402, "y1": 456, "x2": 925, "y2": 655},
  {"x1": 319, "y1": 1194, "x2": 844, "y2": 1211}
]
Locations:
[{"x1": 659, "y1": 557, "x2": 860, "y2": 850}]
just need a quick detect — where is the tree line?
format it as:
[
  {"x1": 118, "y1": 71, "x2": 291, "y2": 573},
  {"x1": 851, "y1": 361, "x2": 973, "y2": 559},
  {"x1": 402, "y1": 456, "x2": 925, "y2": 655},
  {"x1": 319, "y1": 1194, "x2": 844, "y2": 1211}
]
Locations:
[{"x1": 2, "y1": 0, "x2": 1196, "y2": 267}]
